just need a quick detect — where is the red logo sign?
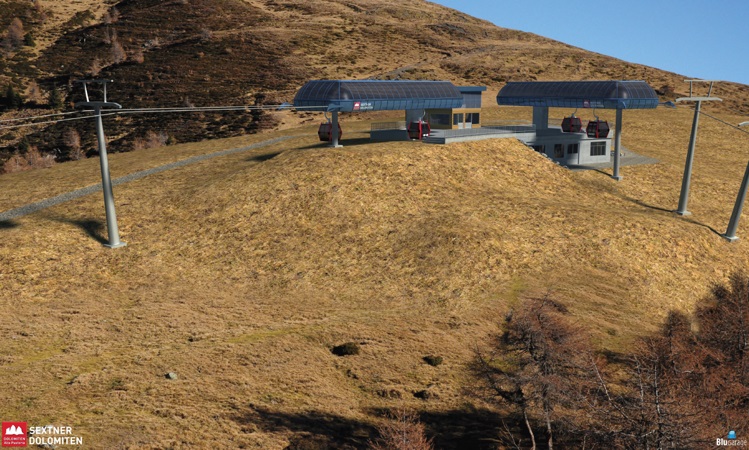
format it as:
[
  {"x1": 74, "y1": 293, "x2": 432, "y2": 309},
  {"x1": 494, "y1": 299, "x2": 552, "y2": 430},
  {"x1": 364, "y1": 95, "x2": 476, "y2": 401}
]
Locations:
[
  {"x1": 2, "y1": 422, "x2": 27, "y2": 447},
  {"x1": 353, "y1": 101, "x2": 361, "y2": 111}
]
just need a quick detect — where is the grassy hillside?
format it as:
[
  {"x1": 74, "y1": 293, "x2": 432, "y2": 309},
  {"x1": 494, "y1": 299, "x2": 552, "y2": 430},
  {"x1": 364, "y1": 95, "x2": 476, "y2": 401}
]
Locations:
[
  {"x1": 2, "y1": 0, "x2": 749, "y2": 447},
  {"x1": 3, "y1": 100, "x2": 749, "y2": 446}
]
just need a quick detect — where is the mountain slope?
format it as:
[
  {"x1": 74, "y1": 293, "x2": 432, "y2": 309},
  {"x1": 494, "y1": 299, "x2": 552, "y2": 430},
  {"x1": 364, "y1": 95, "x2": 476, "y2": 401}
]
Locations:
[{"x1": 3, "y1": 106, "x2": 749, "y2": 445}]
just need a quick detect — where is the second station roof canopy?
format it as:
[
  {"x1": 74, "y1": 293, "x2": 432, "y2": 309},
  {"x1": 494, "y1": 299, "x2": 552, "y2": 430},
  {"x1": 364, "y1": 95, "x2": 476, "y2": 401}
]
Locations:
[{"x1": 496, "y1": 80, "x2": 659, "y2": 110}]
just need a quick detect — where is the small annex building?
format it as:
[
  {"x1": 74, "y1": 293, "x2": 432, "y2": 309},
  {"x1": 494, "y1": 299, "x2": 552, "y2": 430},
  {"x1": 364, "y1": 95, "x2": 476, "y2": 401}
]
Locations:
[{"x1": 423, "y1": 86, "x2": 486, "y2": 130}]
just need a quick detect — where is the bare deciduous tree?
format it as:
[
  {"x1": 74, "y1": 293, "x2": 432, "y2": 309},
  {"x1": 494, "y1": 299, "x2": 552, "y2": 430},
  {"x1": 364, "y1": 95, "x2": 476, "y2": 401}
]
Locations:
[
  {"x1": 64, "y1": 129, "x2": 84, "y2": 160},
  {"x1": 89, "y1": 58, "x2": 102, "y2": 76},
  {"x1": 112, "y1": 40, "x2": 127, "y2": 64},
  {"x1": 368, "y1": 408, "x2": 433, "y2": 450},
  {"x1": 25, "y1": 81, "x2": 43, "y2": 104},
  {"x1": 587, "y1": 312, "x2": 709, "y2": 449},
  {"x1": 4, "y1": 18, "x2": 24, "y2": 51},
  {"x1": 103, "y1": 7, "x2": 120, "y2": 24},
  {"x1": 132, "y1": 48, "x2": 145, "y2": 64},
  {"x1": 473, "y1": 294, "x2": 595, "y2": 450}
]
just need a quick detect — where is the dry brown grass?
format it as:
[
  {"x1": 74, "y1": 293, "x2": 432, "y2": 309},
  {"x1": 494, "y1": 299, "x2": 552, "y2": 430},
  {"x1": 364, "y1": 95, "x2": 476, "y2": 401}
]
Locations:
[{"x1": 3, "y1": 103, "x2": 749, "y2": 447}]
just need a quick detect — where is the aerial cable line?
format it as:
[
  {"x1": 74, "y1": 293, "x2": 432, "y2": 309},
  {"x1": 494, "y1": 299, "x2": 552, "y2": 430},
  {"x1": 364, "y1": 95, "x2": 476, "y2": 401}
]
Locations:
[
  {"x1": 117, "y1": 104, "x2": 327, "y2": 113},
  {"x1": 0, "y1": 103, "x2": 329, "y2": 130},
  {"x1": 698, "y1": 110, "x2": 749, "y2": 135},
  {"x1": 0, "y1": 113, "x2": 100, "y2": 131},
  {"x1": 0, "y1": 110, "x2": 80, "y2": 123}
]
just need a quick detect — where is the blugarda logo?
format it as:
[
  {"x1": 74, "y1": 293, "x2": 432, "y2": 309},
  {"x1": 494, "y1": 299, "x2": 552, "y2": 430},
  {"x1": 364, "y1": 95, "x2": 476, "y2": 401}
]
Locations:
[
  {"x1": 718, "y1": 430, "x2": 748, "y2": 447},
  {"x1": 2, "y1": 422, "x2": 27, "y2": 447}
]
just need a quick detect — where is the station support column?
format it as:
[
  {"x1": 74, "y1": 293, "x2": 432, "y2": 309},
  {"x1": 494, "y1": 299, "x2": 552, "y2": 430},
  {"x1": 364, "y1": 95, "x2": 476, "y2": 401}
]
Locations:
[{"x1": 612, "y1": 108, "x2": 623, "y2": 181}]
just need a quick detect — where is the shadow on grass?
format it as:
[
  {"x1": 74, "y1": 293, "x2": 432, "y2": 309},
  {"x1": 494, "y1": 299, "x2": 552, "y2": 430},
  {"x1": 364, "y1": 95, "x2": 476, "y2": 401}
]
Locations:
[
  {"x1": 0, "y1": 220, "x2": 19, "y2": 229},
  {"x1": 624, "y1": 197, "x2": 725, "y2": 237},
  {"x1": 232, "y1": 405, "x2": 504, "y2": 449},
  {"x1": 247, "y1": 151, "x2": 283, "y2": 162},
  {"x1": 235, "y1": 407, "x2": 375, "y2": 449},
  {"x1": 53, "y1": 217, "x2": 109, "y2": 245},
  {"x1": 566, "y1": 165, "x2": 613, "y2": 178},
  {"x1": 296, "y1": 137, "x2": 377, "y2": 150}
]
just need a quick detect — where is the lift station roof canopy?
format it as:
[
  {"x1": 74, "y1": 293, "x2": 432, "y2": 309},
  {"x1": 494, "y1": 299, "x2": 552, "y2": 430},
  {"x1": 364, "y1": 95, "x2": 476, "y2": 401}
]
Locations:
[
  {"x1": 294, "y1": 80, "x2": 465, "y2": 112},
  {"x1": 497, "y1": 80, "x2": 659, "y2": 110}
]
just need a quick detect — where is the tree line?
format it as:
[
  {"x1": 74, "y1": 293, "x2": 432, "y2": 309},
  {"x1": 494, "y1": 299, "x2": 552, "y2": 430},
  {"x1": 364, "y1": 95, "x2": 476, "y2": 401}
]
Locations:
[
  {"x1": 366, "y1": 273, "x2": 749, "y2": 449},
  {"x1": 470, "y1": 272, "x2": 749, "y2": 449}
]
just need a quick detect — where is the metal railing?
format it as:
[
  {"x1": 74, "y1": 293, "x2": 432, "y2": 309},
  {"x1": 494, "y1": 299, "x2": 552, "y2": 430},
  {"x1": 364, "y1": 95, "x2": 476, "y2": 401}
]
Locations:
[{"x1": 430, "y1": 124, "x2": 536, "y2": 139}]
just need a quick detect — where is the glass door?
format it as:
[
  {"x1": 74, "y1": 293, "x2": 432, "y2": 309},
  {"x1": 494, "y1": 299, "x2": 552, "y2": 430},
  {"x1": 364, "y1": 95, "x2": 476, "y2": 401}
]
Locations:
[{"x1": 453, "y1": 113, "x2": 464, "y2": 129}]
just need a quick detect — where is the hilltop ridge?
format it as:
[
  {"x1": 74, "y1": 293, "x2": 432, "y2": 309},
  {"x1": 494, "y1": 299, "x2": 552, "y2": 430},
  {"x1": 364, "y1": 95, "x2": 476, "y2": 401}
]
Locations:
[{"x1": 1, "y1": 0, "x2": 747, "y2": 164}]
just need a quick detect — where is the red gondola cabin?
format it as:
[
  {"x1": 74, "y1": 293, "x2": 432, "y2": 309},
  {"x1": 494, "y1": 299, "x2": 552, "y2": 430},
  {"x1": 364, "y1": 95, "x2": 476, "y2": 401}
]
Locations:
[
  {"x1": 586, "y1": 120, "x2": 610, "y2": 139},
  {"x1": 561, "y1": 115, "x2": 582, "y2": 133},
  {"x1": 318, "y1": 122, "x2": 343, "y2": 142},
  {"x1": 407, "y1": 121, "x2": 431, "y2": 140}
]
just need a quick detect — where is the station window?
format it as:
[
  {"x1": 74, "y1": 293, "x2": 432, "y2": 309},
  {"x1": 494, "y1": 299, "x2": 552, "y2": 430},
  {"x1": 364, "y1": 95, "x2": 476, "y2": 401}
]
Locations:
[
  {"x1": 453, "y1": 113, "x2": 464, "y2": 126},
  {"x1": 554, "y1": 144, "x2": 564, "y2": 158},
  {"x1": 429, "y1": 114, "x2": 451, "y2": 126},
  {"x1": 567, "y1": 143, "x2": 579, "y2": 154},
  {"x1": 590, "y1": 141, "x2": 606, "y2": 156},
  {"x1": 465, "y1": 113, "x2": 480, "y2": 124}
]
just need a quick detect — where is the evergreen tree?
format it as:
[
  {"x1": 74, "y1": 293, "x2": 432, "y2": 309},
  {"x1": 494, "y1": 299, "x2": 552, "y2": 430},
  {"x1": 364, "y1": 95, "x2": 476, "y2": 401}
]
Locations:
[
  {"x1": 48, "y1": 86, "x2": 63, "y2": 110},
  {"x1": 2, "y1": 84, "x2": 24, "y2": 110},
  {"x1": 23, "y1": 32, "x2": 35, "y2": 47}
]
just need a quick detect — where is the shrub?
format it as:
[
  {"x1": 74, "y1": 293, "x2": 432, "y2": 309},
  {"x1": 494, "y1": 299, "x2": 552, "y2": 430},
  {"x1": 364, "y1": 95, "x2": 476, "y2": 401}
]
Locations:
[
  {"x1": 3, "y1": 153, "x2": 30, "y2": 173},
  {"x1": 103, "y1": 7, "x2": 120, "y2": 24},
  {"x1": 132, "y1": 131, "x2": 169, "y2": 151},
  {"x1": 331, "y1": 342, "x2": 360, "y2": 356},
  {"x1": 23, "y1": 32, "x2": 35, "y2": 47},
  {"x1": 132, "y1": 48, "x2": 145, "y2": 64},
  {"x1": 24, "y1": 146, "x2": 55, "y2": 169},
  {"x1": 2, "y1": 146, "x2": 55, "y2": 173},
  {"x1": 422, "y1": 355, "x2": 443, "y2": 367},
  {"x1": 89, "y1": 58, "x2": 102, "y2": 76}
]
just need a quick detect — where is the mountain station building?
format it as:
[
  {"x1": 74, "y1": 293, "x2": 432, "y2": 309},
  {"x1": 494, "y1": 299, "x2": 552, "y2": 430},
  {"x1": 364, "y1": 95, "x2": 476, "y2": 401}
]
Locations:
[{"x1": 293, "y1": 79, "x2": 659, "y2": 179}]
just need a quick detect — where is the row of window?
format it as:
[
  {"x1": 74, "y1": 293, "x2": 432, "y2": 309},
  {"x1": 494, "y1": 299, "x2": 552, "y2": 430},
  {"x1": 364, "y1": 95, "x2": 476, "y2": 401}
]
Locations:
[
  {"x1": 427, "y1": 113, "x2": 481, "y2": 127},
  {"x1": 453, "y1": 113, "x2": 480, "y2": 125},
  {"x1": 531, "y1": 141, "x2": 606, "y2": 158}
]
